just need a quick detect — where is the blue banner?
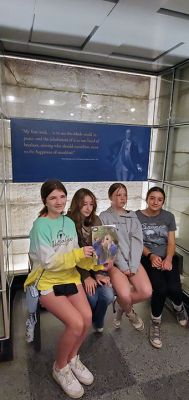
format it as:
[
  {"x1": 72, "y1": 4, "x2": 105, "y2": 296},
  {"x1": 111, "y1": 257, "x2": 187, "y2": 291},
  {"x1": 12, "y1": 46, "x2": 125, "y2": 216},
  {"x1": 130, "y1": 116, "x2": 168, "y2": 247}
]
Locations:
[{"x1": 11, "y1": 118, "x2": 151, "y2": 182}]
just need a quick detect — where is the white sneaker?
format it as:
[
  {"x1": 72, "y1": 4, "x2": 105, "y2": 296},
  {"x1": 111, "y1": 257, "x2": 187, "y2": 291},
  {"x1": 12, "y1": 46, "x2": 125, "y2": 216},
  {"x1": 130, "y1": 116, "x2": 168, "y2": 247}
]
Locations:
[
  {"x1": 126, "y1": 308, "x2": 144, "y2": 331},
  {"x1": 52, "y1": 362, "x2": 84, "y2": 399},
  {"x1": 113, "y1": 308, "x2": 124, "y2": 329},
  {"x1": 25, "y1": 313, "x2": 36, "y2": 343},
  {"x1": 70, "y1": 355, "x2": 94, "y2": 385}
]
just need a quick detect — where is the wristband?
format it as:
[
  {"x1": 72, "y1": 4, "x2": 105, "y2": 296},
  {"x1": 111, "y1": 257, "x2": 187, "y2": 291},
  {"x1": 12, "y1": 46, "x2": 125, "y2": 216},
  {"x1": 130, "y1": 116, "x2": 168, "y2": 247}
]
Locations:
[{"x1": 147, "y1": 252, "x2": 153, "y2": 260}]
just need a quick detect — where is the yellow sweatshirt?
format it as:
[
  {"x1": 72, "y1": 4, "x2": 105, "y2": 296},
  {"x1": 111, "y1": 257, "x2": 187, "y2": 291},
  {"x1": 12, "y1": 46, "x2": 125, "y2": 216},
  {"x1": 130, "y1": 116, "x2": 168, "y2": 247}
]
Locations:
[{"x1": 24, "y1": 215, "x2": 103, "y2": 291}]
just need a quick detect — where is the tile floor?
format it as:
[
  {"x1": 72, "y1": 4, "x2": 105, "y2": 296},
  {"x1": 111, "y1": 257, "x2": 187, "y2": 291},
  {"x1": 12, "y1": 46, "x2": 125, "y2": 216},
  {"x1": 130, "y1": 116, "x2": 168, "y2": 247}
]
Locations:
[{"x1": 0, "y1": 291, "x2": 189, "y2": 400}]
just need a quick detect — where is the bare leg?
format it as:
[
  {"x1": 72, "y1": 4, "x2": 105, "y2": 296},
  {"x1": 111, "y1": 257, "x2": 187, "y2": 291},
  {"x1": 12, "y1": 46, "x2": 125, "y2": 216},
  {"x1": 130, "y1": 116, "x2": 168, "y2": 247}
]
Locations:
[
  {"x1": 68, "y1": 284, "x2": 92, "y2": 360},
  {"x1": 109, "y1": 265, "x2": 152, "y2": 311},
  {"x1": 129, "y1": 264, "x2": 152, "y2": 304},
  {"x1": 109, "y1": 266, "x2": 151, "y2": 331},
  {"x1": 109, "y1": 266, "x2": 132, "y2": 313},
  {"x1": 40, "y1": 285, "x2": 92, "y2": 370}
]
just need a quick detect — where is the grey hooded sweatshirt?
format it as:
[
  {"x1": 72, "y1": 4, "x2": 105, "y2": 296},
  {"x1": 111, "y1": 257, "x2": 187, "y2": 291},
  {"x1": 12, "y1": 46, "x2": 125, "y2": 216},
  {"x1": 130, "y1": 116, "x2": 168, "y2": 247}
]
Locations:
[{"x1": 99, "y1": 207, "x2": 143, "y2": 274}]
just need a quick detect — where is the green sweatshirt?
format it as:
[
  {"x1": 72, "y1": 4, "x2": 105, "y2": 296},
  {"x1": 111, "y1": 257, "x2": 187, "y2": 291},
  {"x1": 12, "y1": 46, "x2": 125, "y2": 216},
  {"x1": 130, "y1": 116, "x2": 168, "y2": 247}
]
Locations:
[{"x1": 24, "y1": 215, "x2": 103, "y2": 291}]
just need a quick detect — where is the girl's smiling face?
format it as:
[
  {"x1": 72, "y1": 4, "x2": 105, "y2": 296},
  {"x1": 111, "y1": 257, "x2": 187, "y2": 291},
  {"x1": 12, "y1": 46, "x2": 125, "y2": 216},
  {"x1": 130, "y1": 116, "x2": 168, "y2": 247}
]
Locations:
[
  {"x1": 46, "y1": 189, "x2": 67, "y2": 218},
  {"x1": 146, "y1": 190, "x2": 164, "y2": 213}
]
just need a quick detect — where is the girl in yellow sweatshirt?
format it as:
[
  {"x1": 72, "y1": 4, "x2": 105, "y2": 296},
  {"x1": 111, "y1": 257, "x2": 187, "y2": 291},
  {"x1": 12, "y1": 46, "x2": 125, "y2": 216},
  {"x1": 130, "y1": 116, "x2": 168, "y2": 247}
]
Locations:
[{"x1": 25, "y1": 179, "x2": 104, "y2": 399}]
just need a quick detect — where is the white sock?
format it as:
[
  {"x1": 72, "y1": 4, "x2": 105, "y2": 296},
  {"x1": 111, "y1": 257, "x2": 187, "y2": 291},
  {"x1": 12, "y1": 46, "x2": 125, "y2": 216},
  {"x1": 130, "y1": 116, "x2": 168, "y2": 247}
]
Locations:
[
  {"x1": 151, "y1": 314, "x2": 161, "y2": 322},
  {"x1": 54, "y1": 363, "x2": 63, "y2": 372},
  {"x1": 172, "y1": 302, "x2": 183, "y2": 312},
  {"x1": 70, "y1": 355, "x2": 77, "y2": 364}
]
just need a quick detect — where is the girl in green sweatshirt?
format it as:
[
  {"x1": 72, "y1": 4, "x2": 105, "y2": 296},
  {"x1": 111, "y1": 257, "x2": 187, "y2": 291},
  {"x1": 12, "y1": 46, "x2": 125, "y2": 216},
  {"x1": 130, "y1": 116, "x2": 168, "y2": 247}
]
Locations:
[{"x1": 25, "y1": 180, "x2": 104, "y2": 399}]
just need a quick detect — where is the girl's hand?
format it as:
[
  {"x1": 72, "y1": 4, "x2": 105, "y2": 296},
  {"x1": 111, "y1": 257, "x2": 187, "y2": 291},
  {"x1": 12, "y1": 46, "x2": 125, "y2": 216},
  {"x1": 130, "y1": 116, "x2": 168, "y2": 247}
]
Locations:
[
  {"x1": 83, "y1": 246, "x2": 94, "y2": 257},
  {"x1": 123, "y1": 270, "x2": 135, "y2": 277},
  {"x1": 103, "y1": 259, "x2": 114, "y2": 271},
  {"x1": 150, "y1": 254, "x2": 162, "y2": 269},
  {"x1": 96, "y1": 274, "x2": 111, "y2": 286},
  {"x1": 84, "y1": 276, "x2": 97, "y2": 295},
  {"x1": 161, "y1": 257, "x2": 172, "y2": 271}
]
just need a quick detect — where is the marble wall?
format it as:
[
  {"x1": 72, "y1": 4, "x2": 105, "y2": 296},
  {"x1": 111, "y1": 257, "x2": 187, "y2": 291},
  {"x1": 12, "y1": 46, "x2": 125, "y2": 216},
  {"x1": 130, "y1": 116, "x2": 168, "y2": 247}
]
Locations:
[
  {"x1": 0, "y1": 58, "x2": 154, "y2": 272},
  {"x1": 148, "y1": 63, "x2": 189, "y2": 282},
  {"x1": 150, "y1": 68, "x2": 189, "y2": 187},
  {"x1": 4, "y1": 59, "x2": 153, "y2": 123},
  {"x1": 171, "y1": 64, "x2": 189, "y2": 124},
  {"x1": 165, "y1": 126, "x2": 189, "y2": 186},
  {"x1": 153, "y1": 72, "x2": 173, "y2": 125},
  {"x1": 1, "y1": 56, "x2": 189, "y2": 291}
]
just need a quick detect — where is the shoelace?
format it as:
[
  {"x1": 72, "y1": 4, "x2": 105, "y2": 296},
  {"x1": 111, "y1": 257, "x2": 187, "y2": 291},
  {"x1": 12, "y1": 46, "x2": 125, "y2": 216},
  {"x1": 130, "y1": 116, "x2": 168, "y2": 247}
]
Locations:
[
  {"x1": 26, "y1": 319, "x2": 35, "y2": 331},
  {"x1": 75, "y1": 358, "x2": 85, "y2": 372},
  {"x1": 177, "y1": 308, "x2": 185, "y2": 319},
  {"x1": 177, "y1": 308, "x2": 187, "y2": 321},
  {"x1": 26, "y1": 322, "x2": 34, "y2": 331},
  {"x1": 60, "y1": 368, "x2": 75, "y2": 385},
  {"x1": 26, "y1": 326, "x2": 32, "y2": 337},
  {"x1": 26, "y1": 327, "x2": 34, "y2": 341},
  {"x1": 128, "y1": 309, "x2": 138, "y2": 322},
  {"x1": 152, "y1": 323, "x2": 161, "y2": 339},
  {"x1": 28, "y1": 313, "x2": 37, "y2": 324}
]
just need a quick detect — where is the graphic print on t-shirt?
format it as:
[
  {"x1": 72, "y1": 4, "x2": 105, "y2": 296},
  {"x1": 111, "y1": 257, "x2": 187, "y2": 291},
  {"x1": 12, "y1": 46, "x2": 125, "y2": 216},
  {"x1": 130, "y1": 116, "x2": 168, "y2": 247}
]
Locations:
[{"x1": 141, "y1": 222, "x2": 168, "y2": 249}]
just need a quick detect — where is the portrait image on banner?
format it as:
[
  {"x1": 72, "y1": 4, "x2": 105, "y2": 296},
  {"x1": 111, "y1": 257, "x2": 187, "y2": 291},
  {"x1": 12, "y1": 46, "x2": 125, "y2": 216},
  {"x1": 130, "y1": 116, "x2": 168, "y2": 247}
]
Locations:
[{"x1": 10, "y1": 118, "x2": 151, "y2": 182}]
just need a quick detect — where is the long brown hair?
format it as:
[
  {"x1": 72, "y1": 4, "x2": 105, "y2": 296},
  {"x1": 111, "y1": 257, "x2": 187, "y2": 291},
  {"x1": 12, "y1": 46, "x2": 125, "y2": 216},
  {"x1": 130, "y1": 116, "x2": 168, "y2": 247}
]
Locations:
[
  {"x1": 67, "y1": 188, "x2": 97, "y2": 231},
  {"x1": 39, "y1": 179, "x2": 67, "y2": 217}
]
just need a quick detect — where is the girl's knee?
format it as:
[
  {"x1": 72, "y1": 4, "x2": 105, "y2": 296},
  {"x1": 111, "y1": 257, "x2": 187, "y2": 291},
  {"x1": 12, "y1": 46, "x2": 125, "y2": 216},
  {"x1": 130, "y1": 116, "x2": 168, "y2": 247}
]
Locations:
[
  {"x1": 102, "y1": 289, "x2": 114, "y2": 305},
  {"x1": 79, "y1": 305, "x2": 92, "y2": 330},
  {"x1": 118, "y1": 292, "x2": 132, "y2": 305},
  {"x1": 69, "y1": 318, "x2": 85, "y2": 337},
  {"x1": 71, "y1": 310, "x2": 92, "y2": 335},
  {"x1": 99, "y1": 295, "x2": 114, "y2": 308},
  {"x1": 143, "y1": 284, "x2": 152, "y2": 299},
  {"x1": 106, "y1": 293, "x2": 114, "y2": 305},
  {"x1": 83, "y1": 311, "x2": 92, "y2": 330}
]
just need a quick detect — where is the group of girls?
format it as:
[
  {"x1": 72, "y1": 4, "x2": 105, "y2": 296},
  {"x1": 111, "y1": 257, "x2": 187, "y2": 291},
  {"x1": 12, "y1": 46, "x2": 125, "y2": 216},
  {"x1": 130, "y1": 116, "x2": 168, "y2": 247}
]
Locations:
[{"x1": 25, "y1": 180, "x2": 188, "y2": 399}]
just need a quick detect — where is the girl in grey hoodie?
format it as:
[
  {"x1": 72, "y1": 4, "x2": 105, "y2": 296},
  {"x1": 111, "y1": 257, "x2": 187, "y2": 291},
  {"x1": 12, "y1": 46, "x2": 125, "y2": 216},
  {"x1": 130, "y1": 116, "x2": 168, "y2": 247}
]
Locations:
[{"x1": 99, "y1": 183, "x2": 152, "y2": 331}]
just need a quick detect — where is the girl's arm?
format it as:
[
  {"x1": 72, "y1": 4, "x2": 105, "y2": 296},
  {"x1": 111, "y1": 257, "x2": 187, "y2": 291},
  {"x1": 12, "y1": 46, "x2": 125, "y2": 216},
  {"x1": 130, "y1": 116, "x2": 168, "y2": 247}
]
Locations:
[
  {"x1": 30, "y1": 224, "x2": 93, "y2": 271},
  {"x1": 143, "y1": 245, "x2": 153, "y2": 258},
  {"x1": 143, "y1": 245, "x2": 162, "y2": 268},
  {"x1": 30, "y1": 226, "x2": 104, "y2": 272},
  {"x1": 161, "y1": 231, "x2": 175, "y2": 270},
  {"x1": 129, "y1": 218, "x2": 144, "y2": 273},
  {"x1": 166, "y1": 230, "x2": 175, "y2": 259},
  {"x1": 76, "y1": 266, "x2": 91, "y2": 283}
]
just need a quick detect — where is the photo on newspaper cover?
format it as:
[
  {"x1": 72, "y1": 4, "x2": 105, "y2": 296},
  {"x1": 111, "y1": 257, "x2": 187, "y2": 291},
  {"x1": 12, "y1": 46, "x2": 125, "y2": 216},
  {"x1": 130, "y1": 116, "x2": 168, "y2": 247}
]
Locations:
[{"x1": 91, "y1": 225, "x2": 118, "y2": 265}]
